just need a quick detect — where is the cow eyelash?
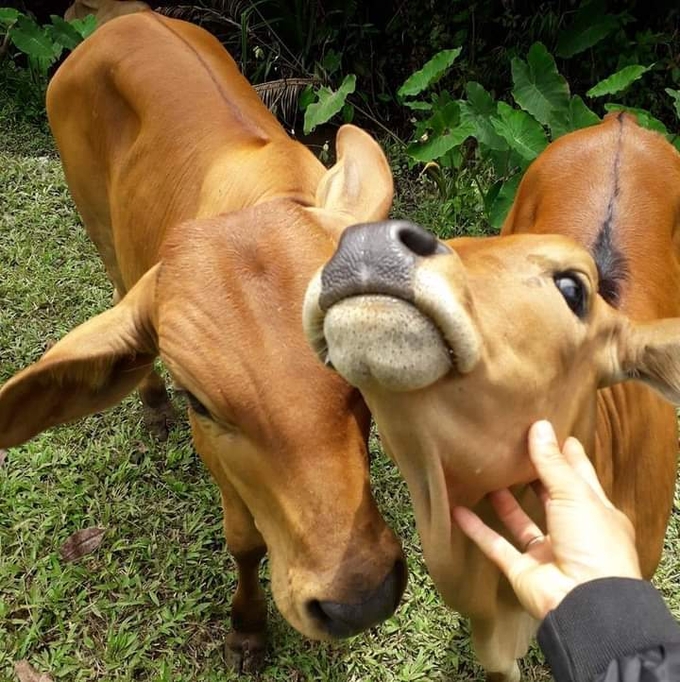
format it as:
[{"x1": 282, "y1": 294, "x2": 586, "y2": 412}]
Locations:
[{"x1": 176, "y1": 389, "x2": 212, "y2": 419}]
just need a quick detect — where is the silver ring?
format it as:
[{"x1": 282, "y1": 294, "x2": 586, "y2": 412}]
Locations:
[{"x1": 524, "y1": 535, "x2": 546, "y2": 552}]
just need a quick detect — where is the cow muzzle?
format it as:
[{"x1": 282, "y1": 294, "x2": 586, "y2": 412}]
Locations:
[
  {"x1": 303, "y1": 220, "x2": 482, "y2": 391},
  {"x1": 307, "y1": 558, "x2": 406, "y2": 638}
]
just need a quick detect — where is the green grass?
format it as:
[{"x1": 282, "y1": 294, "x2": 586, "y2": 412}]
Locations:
[{"x1": 0, "y1": 110, "x2": 678, "y2": 682}]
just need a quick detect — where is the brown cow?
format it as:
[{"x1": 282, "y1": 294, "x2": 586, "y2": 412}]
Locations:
[
  {"x1": 65, "y1": 0, "x2": 150, "y2": 25},
  {"x1": 303, "y1": 113, "x2": 680, "y2": 680},
  {"x1": 0, "y1": 12, "x2": 404, "y2": 670}
]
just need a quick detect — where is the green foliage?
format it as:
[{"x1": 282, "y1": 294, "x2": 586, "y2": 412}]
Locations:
[
  {"x1": 511, "y1": 43, "x2": 569, "y2": 127},
  {"x1": 555, "y1": 0, "x2": 622, "y2": 58},
  {"x1": 10, "y1": 15, "x2": 58, "y2": 61},
  {"x1": 667, "y1": 88, "x2": 680, "y2": 121},
  {"x1": 397, "y1": 48, "x2": 461, "y2": 99},
  {"x1": 587, "y1": 64, "x2": 653, "y2": 98},
  {"x1": 491, "y1": 103, "x2": 548, "y2": 161},
  {"x1": 549, "y1": 96, "x2": 601, "y2": 140},
  {"x1": 400, "y1": 30, "x2": 671, "y2": 229},
  {"x1": 302, "y1": 73, "x2": 356, "y2": 134},
  {"x1": 0, "y1": 9, "x2": 95, "y2": 120}
]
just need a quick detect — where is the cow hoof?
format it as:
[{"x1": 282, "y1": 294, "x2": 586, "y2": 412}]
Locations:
[
  {"x1": 224, "y1": 630, "x2": 267, "y2": 674},
  {"x1": 142, "y1": 402, "x2": 177, "y2": 441}
]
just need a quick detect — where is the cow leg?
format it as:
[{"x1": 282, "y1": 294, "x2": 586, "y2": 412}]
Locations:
[
  {"x1": 220, "y1": 480, "x2": 268, "y2": 674},
  {"x1": 138, "y1": 368, "x2": 176, "y2": 441},
  {"x1": 111, "y1": 286, "x2": 176, "y2": 440},
  {"x1": 472, "y1": 581, "x2": 537, "y2": 682}
]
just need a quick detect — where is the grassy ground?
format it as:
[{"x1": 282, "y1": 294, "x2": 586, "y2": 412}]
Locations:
[{"x1": 0, "y1": 107, "x2": 678, "y2": 682}]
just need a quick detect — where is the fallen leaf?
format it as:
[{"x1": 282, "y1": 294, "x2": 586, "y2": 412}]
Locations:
[
  {"x1": 0, "y1": 449, "x2": 7, "y2": 466},
  {"x1": 59, "y1": 527, "x2": 105, "y2": 562},
  {"x1": 14, "y1": 660, "x2": 54, "y2": 682}
]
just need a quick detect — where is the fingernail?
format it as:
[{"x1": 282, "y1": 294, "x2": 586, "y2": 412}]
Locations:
[{"x1": 532, "y1": 420, "x2": 556, "y2": 444}]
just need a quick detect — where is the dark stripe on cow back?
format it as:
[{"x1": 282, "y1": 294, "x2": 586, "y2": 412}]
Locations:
[{"x1": 591, "y1": 112, "x2": 629, "y2": 307}]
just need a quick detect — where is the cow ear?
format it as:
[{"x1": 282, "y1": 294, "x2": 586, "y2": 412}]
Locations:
[
  {"x1": 316, "y1": 124, "x2": 394, "y2": 223},
  {"x1": 0, "y1": 265, "x2": 160, "y2": 448},
  {"x1": 599, "y1": 316, "x2": 680, "y2": 404}
]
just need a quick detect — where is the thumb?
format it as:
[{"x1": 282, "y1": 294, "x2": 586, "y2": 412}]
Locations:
[{"x1": 529, "y1": 421, "x2": 585, "y2": 500}]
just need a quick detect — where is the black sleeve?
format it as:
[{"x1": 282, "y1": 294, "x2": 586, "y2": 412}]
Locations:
[{"x1": 537, "y1": 577, "x2": 680, "y2": 682}]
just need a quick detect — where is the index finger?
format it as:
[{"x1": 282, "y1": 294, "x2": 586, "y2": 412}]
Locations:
[{"x1": 452, "y1": 506, "x2": 524, "y2": 578}]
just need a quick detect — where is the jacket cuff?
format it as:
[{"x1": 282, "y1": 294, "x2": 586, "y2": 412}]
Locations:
[{"x1": 537, "y1": 577, "x2": 680, "y2": 682}]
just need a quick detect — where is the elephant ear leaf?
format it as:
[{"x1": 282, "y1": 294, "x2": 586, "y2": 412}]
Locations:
[
  {"x1": 0, "y1": 7, "x2": 20, "y2": 25},
  {"x1": 511, "y1": 42, "x2": 570, "y2": 126},
  {"x1": 9, "y1": 14, "x2": 58, "y2": 61},
  {"x1": 303, "y1": 74, "x2": 356, "y2": 134},
  {"x1": 491, "y1": 102, "x2": 548, "y2": 162},
  {"x1": 398, "y1": 48, "x2": 462, "y2": 99},
  {"x1": 556, "y1": 0, "x2": 620, "y2": 58},
  {"x1": 587, "y1": 64, "x2": 652, "y2": 98}
]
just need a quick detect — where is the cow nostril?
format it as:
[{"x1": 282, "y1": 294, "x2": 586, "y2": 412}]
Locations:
[
  {"x1": 396, "y1": 222, "x2": 448, "y2": 257},
  {"x1": 307, "y1": 558, "x2": 407, "y2": 639}
]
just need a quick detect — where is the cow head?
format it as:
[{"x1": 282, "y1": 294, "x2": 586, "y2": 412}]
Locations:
[
  {"x1": 302, "y1": 123, "x2": 680, "y2": 605},
  {"x1": 0, "y1": 126, "x2": 405, "y2": 640}
]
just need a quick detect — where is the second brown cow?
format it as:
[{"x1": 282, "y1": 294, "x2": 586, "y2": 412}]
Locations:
[{"x1": 304, "y1": 113, "x2": 680, "y2": 680}]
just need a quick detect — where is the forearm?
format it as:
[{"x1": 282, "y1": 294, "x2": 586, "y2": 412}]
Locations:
[{"x1": 538, "y1": 577, "x2": 680, "y2": 682}]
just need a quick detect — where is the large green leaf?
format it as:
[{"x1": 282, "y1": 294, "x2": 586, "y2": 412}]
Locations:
[
  {"x1": 556, "y1": 0, "x2": 620, "y2": 58},
  {"x1": 406, "y1": 120, "x2": 475, "y2": 163},
  {"x1": 549, "y1": 95, "x2": 600, "y2": 139},
  {"x1": 303, "y1": 74, "x2": 356, "y2": 134},
  {"x1": 428, "y1": 100, "x2": 461, "y2": 135},
  {"x1": 487, "y1": 173, "x2": 522, "y2": 229},
  {"x1": 511, "y1": 43, "x2": 570, "y2": 126},
  {"x1": 403, "y1": 100, "x2": 432, "y2": 111},
  {"x1": 587, "y1": 64, "x2": 652, "y2": 97},
  {"x1": 49, "y1": 15, "x2": 83, "y2": 50},
  {"x1": 459, "y1": 81, "x2": 507, "y2": 151},
  {"x1": 0, "y1": 7, "x2": 20, "y2": 26},
  {"x1": 10, "y1": 15, "x2": 57, "y2": 61},
  {"x1": 666, "y1": 88, "x2": 680, "y2": 121},
  {"x1": 398, "y1": 48, "x2": 462, "y2": 99},
  {"x1": 465, "y1": 81, "x2": 496, "y2": 116},
  {"x1": 70, "y1": 14, "x2": 97, "y2": 39},
  {"x1": 491, "y1": 102, "x2": 548, "y2": 162},
  {"x1": 603, "y1": 104, "x2": 668, "y2": 135}
]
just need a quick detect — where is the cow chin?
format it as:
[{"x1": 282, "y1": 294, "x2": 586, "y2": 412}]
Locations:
[{"x1": 323, "y1": 295, "x2": 453, "y2": 392}]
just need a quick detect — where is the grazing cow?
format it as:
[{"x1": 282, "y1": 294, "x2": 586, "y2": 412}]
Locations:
[
  {"x1": 0, "y1": 12, "x2": 405, "y2": 671},
  {"x1": 303, "y1": 113, "x2": 680, "y2": 680}
]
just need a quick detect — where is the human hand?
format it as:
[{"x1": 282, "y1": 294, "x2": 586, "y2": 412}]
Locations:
[{"x1": 452, "y1": 420, "x2": 642, "y2": 621}]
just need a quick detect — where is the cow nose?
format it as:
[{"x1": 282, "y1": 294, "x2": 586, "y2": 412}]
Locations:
[
  {"x1": 319, "y1": 220, "x2": 451, "y2": 310},
  {"x1": 307, "y1": 559, "x2": 407, "y2": 638}
]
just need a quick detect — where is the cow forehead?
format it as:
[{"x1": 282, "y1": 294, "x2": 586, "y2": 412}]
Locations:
[
  {"x1": 453, "y1": 233, "x2": 599, "y2": 281},
  {"x1": 153, "y1": 210, "x2": 355, "y2": 434}
]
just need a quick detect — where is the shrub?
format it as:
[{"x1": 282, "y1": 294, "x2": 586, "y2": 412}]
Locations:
[{"x1": 0, "y1": 8, "x2": 95, "y2": 120}]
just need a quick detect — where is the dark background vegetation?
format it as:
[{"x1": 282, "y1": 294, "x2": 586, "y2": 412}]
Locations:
[{"x1": 5, "y1": 0, "x2": 680, "y2": 133}]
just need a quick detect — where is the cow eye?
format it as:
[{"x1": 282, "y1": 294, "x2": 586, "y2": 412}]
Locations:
[
  {"x1": 179, "y1": 390, "x2": 212, "y2": 419},
  {"x1": 554, "y1": 272, "x2": 586, "y2": 318}
]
